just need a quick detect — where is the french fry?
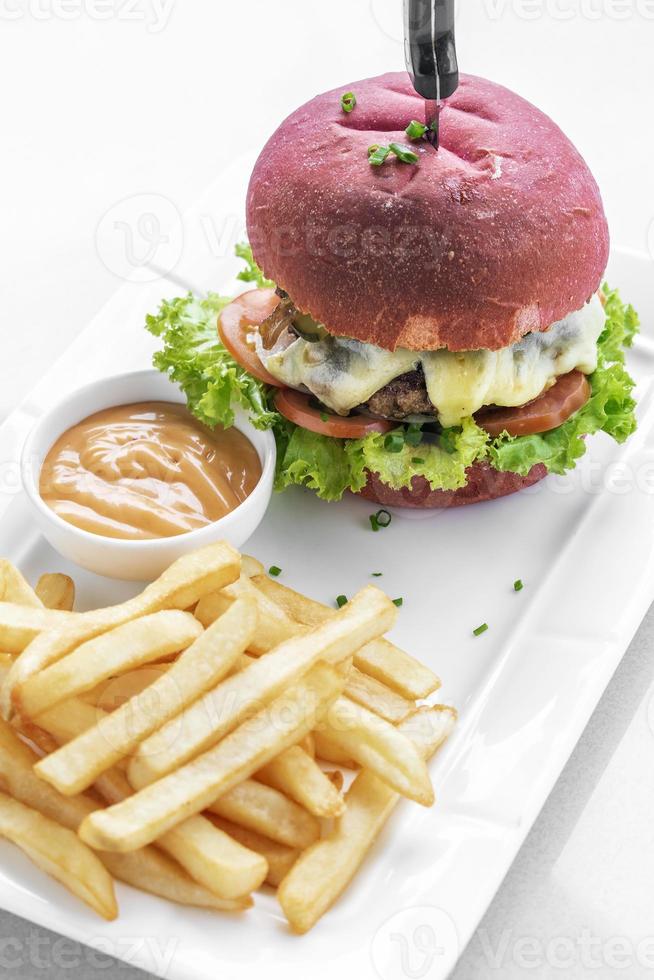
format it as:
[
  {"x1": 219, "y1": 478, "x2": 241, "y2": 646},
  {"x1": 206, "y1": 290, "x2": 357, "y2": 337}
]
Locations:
[
  {"x1": 32, "y1": 697, "x2": 104, "y2": 745},
  {"x1": 240, "y1": 555, "x2": 266, "y2": 577},
  {"x1": 100, "y1": 848, "x2": 251, "y2": 911},
  {"x1": 208, "y1": 779, "x2": 320, "y2": 849},
  {"x1": 251, "y1": 575, "x2": 331, "y2": 627},
  {"x1": 35, "y1": 573, "x2": 75, "y2": 611},
  {"x1": 2, "y1": 540, "x2": 240, "y2": 719},
  {"x1": 0, "y1": 790, "x2": 118, "y2": 920},
  {"x1": 0, "y1": 561, "x2": 42, "y2": 607},
  {"x1": 399, "y1": 705, "x2": 459, "y2": 757},
  {"x1": 278, "y1": 706, "x2": 457, "y2": 932},
  {"x1": 196, "y1": 574, "x2": 302, "y2": 655},
  {"x1": 0, "y1": 718, "x2": 98, "y2": 827},
  {"x1": 95, "y1": 764, "x2": 267, "y2": 899},
  {"x1": 159, "y1": 814, "x2": 267, "y2": 899},
  {"x1": 313, "y1": 732, "x2": 359, "y2": 769},
  {"x1": 129, "y1": 587, "x2": 395, "y2": 787},
  {"x1": 253, "y1": 575, "x2": 440, "y2": 699},
  {"x1": 209, "y1": 815, "x2": 298, "y2": 888},
  {"x1": 79, "y1": 662, "x2": 345, "y2": 853},
  {"x1": 318, "y1": 697, "x2": 434, "y2": 806},
  {"x1": 19, "y1": 610, "x2": 203, "y2": 720},
  {"x1": 29, "y1": 701, "x2": 268, "y2": 900},
  {"x1": 0, "y1": 603, "x2": 76, "y2": 655},
  {"x1": 343, "y1": 667, "x2": 414, "y2": 724},
  {"x1": 35, "y1": 599, "x2": 257, "y2": 795},
  {"x1": 257, "y1": 746, "x2": 345, "y2": 819},
  {"x1": 83, "y1": 665, "x2": 171, "y2": 710}
]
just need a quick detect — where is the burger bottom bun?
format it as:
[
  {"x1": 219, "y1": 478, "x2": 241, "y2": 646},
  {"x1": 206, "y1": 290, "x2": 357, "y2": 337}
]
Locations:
[{"x1": 358, "y1": 461, "x2": 548, "y2": 509}]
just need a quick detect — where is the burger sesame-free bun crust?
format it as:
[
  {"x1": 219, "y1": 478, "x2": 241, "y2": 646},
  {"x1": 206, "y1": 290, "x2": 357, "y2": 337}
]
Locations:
[
  {"x1": 359, "y1": 461, "x2": 548, "y2": 509},
  {"x1": 246, "y1": 72, "x2": 609, "y2": 352}
]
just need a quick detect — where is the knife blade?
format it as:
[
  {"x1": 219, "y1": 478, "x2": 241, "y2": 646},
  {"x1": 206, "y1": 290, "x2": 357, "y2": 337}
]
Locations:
[{"x1": 404, "y1": 0, "x2": 459, "y2": 150}]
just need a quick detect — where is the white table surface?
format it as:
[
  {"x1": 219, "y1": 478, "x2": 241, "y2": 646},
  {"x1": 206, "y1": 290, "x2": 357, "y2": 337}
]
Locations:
[{"x1": 1, "y1": 2, "x2": 653, "y2": 977}]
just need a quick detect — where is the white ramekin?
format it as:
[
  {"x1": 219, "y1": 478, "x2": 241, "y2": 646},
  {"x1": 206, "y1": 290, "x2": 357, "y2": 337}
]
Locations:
[{"x1": 21, "y1": 370, "x2": 276, "y2": 581}]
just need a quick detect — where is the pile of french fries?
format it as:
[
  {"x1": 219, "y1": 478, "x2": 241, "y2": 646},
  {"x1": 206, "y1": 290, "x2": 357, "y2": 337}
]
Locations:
[{"x1": 0, "y1": 545, "x2": 455, "y2": 933}]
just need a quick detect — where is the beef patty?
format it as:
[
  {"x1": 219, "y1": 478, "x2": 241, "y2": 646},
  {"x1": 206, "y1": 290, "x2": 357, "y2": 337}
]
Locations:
[{"x1": 364, "y1": 367, "x2": 434, "y2": 419}]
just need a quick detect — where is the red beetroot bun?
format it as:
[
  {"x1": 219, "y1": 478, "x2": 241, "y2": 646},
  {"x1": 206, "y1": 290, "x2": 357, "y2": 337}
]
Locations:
[
  {"x1": 246, "y1": 72, "x2": 608, "y2": 352},
  {"x1": 360, "y1": 461, "x2": 548, "y2": 508}
]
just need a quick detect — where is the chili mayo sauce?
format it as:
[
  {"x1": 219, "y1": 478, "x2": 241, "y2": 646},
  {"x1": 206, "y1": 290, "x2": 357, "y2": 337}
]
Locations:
[{"x1": 39, "y1": 402, "x2": 261, "y2": 540}]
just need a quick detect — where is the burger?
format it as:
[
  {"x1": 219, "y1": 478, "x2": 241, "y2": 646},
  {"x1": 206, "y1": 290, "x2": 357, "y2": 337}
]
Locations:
[{"x1": 148, "y1": 72, "x2": 638, "y2": 508}]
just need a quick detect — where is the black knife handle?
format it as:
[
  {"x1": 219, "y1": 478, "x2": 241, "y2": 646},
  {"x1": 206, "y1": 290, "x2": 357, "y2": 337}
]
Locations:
[{"x1": 404, "y1": 0, "x2": 458, "y2": 101}]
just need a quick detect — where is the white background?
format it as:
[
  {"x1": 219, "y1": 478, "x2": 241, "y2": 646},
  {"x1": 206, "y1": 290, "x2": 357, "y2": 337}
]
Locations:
[{"x1": 1, "y1": 1, "x2": 654, "y2": 977}]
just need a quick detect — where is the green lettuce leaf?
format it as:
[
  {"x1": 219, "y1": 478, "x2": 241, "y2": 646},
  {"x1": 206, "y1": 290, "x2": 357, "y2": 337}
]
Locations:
[
  {"x1": 274, "y1": 420, "x2": 368, "y2": 501},
  {"x1": 146, "y1": 292, "x2": 278, "y2": 431},
  {"x1": 234, "y1": 243, "x2": 275, "y2": 289},
  {"x1": 597, "y1": 283, "x2": 639, "y2": 364},
  {"x1": 347, "y1": 417, "x2": 489, "y2": 494},
  {"x1": 146, "y1": 246, "x2": 639, "y2": 501},
  {"x1": 273, "y1": 418, "x2": 489, "y2": 501}
]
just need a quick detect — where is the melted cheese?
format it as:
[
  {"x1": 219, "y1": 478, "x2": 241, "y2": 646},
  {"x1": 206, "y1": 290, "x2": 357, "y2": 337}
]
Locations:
[{"x1": 262, "y1": 295, "x2": 605, "y2": 427}]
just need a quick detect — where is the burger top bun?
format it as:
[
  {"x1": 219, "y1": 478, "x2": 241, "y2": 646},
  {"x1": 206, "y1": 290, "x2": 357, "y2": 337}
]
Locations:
[{"x1": 246, "y1": 73, "x2": 609, "y2": 352}]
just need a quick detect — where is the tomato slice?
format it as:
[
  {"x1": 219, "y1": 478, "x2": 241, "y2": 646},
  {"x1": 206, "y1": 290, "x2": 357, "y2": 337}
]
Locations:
[
  {"x1": 218, "y1": 288, "x2": 285, "y2": 387},
  {"x1": 475, "y1": 370, "x2": 591, "y2": 437},
  {"x1": 275, "y1": 389, "x2": 395, "y2": 438}
]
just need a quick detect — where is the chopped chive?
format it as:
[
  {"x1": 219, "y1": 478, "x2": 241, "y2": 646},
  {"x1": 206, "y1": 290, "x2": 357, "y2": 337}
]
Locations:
[
  {"x1": 368, "y1": 144, "x2": 391, "y2": 166},
  {"x1": 371, "y1": 572, "x2": 383, "y2": 577},
  {"x1": 411, "y1": 457, "x2": 425, "y2": 465},
  {"x1": 384, "y1": 432, "x2": 405, "y2": 453},
  {"x1": 392, "y1": 597, "x2": 403, "y2": 607},
  {"x1": 320, "y1": 412, "x2": 330, "y2": 422},
  {"x1": 389, "y1": 142, "x2": 419, "y2": 164},
  {"x1": 473, "y1": 623, "x2": 489, "y2": 637},
  {"x1": 336, "y1": 595, "x2": 348, "y2": 608},
  {"x1": 439, "y1": 429, "x2": 458, "y2": 454},
  {"x1": 404, "y1": 423, "x2": 422, "y2": 448},
  {"x1": 514, "y1": 579, "x2": 524, "y2": 592},
  {"x1": 368, "y1": 508, "x2": 392, "y2": 534},
  {"x1": 341, "y1": 91, "x2": 357, "y2": 113},
  {"x1": 405, "y1": 119, "x2": 428, "y2": 140},
  {"x1": 268, "y1": 566, "x2": 282, "y2": 577}
]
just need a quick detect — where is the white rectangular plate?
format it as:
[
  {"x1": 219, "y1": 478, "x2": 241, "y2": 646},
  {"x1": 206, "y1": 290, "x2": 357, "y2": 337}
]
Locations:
[{"x1": 0, "y1": 159, "x2": 652, "y2": 980}]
